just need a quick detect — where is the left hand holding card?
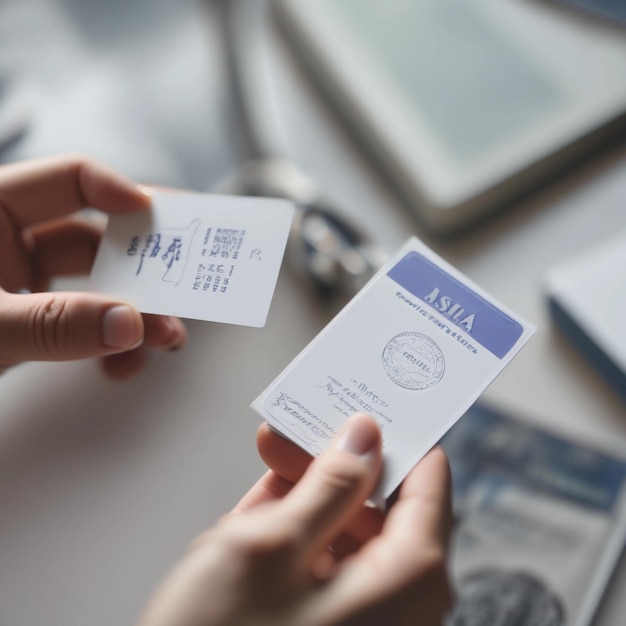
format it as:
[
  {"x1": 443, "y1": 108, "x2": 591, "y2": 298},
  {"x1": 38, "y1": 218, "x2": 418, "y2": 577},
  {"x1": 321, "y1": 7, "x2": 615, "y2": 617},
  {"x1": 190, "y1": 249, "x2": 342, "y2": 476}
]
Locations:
[{"x1": 89, "y1": 193, "x2": 294, "y2": 327}]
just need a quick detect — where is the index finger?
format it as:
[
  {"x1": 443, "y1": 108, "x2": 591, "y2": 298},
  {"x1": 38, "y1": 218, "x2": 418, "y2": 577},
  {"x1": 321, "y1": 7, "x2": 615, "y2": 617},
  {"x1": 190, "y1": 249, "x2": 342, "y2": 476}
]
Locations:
[
  {"x1": 230, "y1": 470, "x2": 294, "y2": 514},
  {"x1": 0, "y1": 154, "x2": 150, "y2": 227},
  {"x1": 385, "y1": 446, "x2": 453, "y2": 552},
  {"x1": 256, "y1": 422, "x2": 314, "y2": 483}
]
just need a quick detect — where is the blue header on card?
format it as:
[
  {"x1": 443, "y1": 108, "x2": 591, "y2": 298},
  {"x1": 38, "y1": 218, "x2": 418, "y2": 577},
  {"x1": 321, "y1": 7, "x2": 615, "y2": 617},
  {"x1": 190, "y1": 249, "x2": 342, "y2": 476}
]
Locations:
[{"x1": 387, "y1": 252, "x2": 523, "y2": 359}]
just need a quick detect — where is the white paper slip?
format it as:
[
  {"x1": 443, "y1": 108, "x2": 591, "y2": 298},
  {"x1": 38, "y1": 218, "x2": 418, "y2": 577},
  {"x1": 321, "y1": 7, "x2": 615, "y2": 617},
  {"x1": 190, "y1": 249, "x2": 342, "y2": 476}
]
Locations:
[
  {"x1": 89, "y1": 193, "x2": 294, "y2": 327},
  {"x1": 252, "y1": 237, "x2": 535, "y2": 503}
]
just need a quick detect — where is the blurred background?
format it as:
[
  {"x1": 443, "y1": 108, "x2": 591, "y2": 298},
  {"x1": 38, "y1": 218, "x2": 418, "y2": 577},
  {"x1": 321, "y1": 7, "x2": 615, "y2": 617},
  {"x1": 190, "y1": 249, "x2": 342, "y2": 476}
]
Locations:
[
  {"x1": 0, "y1": 1, "x2": 625, "y2": 624},
  {"x1": 0, "y1": 0, "x2": 237, "y2": 188}
]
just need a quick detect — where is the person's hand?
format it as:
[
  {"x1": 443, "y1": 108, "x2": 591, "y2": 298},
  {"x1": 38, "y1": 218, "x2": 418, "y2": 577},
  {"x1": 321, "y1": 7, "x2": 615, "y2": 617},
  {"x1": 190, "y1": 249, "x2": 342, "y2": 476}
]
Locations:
[
  {"x1": 138, "y1": 414, "x2": 453, "y2": 626},
  {"x1": 0, "y1": 154, "x2": 186, "y2": 378}
]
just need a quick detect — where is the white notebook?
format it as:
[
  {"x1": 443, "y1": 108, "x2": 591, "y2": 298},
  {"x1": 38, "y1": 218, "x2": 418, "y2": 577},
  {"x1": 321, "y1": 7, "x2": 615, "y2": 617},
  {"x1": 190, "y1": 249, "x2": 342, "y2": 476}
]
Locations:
[
  {"x1": 274, "y1": 0, "x2": 626, "y2": 235},
  {"x1": 545, "y1": 232, "x2": 626, "y2": 401}
]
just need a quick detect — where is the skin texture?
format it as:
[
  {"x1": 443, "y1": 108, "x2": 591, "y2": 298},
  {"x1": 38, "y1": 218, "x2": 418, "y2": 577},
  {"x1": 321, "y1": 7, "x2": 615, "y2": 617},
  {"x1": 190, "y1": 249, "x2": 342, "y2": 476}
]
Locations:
[
  {"x1": 138, "y1": 414, "x2": 454, "y2": 626},
  {"x1": 0, "y1": 154, "x2": 187, "y2": 378}
]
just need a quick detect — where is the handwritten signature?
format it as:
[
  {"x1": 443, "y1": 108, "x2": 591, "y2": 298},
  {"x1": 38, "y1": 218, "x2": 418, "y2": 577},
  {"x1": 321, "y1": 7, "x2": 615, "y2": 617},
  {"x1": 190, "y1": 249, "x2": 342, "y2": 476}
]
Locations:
[{"x1": 126, "y1": 219, "x2": 200, "y2": 285}]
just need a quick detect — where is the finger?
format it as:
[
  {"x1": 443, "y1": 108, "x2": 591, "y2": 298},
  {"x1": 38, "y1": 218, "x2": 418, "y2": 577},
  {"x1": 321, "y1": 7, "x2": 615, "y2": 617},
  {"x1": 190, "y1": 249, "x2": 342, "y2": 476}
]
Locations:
[
  {"x1": 317, "y1": 448, "x2": 453, "y2": 626},
  {"x1": 257, "y1": 423, "x2": 385, "y2": 545},
  {"x1": 98, "y1": 316, "x2": 186, "y2": 380},
  {"x1": 0, "y1": 154, "x2": 150, "y2": 227},
  {"x1": 0, "y1": 290, "x2": 143, "y2": 367},
  {"x1": 327, "y1": 532, "x2": 364, "y2": 562},
  {"x1": 278, "y1": 414, "x2": 382, "y2": 562},
  {"x1": 384, "y1": 446, "x2": 453, "y2": 552},
  {"x1": 26, "y1": 218, "x2": 187, "y2": 352},
  {"x1": 231, "y1": 470, "x2": 295, "y2": 514},
  {"x1": 27, "y1": 217, "x2": 103, "y2": 286},
  {"x1": 99, "y1": 347, "x2": 149, "y2": 380},
  {"x1": 256, "y1": 422, "x2": 314, "y2": 483},
  {"x1": 140, "y1": 314, "x2": 187, "y2": 351}
]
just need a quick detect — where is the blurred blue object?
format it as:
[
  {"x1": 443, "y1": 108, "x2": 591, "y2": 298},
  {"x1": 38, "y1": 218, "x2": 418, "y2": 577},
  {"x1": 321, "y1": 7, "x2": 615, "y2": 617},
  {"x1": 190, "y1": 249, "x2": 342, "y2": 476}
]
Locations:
[{"x1": 549, "y1": 0, "x2": 626, "y2": 25}]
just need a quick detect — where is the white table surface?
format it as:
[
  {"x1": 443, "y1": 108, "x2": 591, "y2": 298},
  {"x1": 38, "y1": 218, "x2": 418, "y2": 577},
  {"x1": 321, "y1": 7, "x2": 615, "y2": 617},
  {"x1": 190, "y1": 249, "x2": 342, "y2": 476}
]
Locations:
[{"x1": 0, "y1": 2, "x2": 625, "y2": 624}]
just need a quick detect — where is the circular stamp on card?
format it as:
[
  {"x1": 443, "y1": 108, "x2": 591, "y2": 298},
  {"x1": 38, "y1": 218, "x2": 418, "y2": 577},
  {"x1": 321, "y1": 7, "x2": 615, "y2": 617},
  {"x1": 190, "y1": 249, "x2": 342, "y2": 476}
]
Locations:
[{"x1": 382, "y1": 332, "x2": 445, "y2": 390}]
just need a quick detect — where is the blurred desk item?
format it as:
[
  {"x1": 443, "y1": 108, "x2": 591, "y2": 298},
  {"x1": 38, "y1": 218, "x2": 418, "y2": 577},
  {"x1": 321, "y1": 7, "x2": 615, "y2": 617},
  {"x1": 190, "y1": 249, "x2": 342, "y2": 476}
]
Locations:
[
  {"x1": 273, "y1": 0, "x2": 626, "y2": 235},
  {"x1": 442, "y1": 403, "x2": 626, "y2": 626},
  {"x1": 548, "y1": 0, "x2": 626, "y2": 26},
  {"x1": 546, "y1": 231, "x2": 626, "y2": 403},
  {"x1": 0, "y1": 0, "x2": 238, "y2": 190}
]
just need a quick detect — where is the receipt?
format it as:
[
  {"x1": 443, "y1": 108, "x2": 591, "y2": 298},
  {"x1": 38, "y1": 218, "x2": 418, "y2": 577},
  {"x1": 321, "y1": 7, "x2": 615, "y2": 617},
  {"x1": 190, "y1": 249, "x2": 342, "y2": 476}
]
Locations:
[{"x1": 89, "y1": 192, "x2": 293, "y2": 327}]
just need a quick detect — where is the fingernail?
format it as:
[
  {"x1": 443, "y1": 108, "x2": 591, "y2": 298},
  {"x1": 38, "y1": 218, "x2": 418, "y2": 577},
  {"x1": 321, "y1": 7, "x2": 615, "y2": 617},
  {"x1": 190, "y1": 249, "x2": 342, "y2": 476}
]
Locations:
[
  {"x1": 335, "y1": 414, "x2": 380, "y2": 457},
  {"x1": 137, "y1": 184, "x2": 153, "y2": 199},
  {"x1": 102, "y1": 305, "x2": 142, "y2": 350},
  {"x1": 165, "y1": 317, "x2": 186, "y2": 351}
]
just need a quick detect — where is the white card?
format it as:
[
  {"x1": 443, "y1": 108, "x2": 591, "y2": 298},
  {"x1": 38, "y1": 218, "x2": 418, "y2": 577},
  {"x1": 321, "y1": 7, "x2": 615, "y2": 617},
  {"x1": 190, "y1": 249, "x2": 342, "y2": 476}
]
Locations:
[
  {"x1": 89, "y1": 193, "x2": 294, "y2": 327},
  {"x1": 252, "y1": 237, "x2": 535, "y2": 503}
]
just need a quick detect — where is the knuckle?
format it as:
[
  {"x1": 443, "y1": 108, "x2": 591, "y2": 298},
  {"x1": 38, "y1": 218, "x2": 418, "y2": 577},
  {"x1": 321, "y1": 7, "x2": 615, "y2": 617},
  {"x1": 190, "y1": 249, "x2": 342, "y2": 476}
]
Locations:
[
  {"x1": 62, "y1": 152, "x2": 93, "y2": 177},
  {"x1": 316, "y1": 454, "x2": 368, "y2": 497},
  {"x1": 354, "y1": 545, "x2": 453, "y2": 625},
  {"x1": 61, "y1": 152, "x2": 90, "y2": 183},
  {"x1": 186, "y1": 527, "x2": 226, "y2": 556},
  {"x1": 193, "y1": 512, "x2": 302, "y2": 569},
  {"x1": 29, "y1": 295, "x2": 69, "y2": 357},
  {"x1": 240, "y1": 518, "x2": 302, "y2": 564},
  {"x1": 63, "y1": 151, "x2": 89, "y2": 167},
  {"x1": 61, "y1": 153, "x2": 95, "y2": 208}
]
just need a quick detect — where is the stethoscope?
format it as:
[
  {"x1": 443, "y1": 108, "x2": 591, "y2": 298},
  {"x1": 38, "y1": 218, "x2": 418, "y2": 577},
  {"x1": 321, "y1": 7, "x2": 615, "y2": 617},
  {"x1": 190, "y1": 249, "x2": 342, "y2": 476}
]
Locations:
[{"x1": 212, "y1": 0, "x2": 387, "y2": 300}]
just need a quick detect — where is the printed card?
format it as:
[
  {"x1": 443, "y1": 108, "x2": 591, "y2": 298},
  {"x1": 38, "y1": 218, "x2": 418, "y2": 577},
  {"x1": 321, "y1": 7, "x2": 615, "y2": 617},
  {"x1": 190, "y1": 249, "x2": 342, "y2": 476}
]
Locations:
[
  {"x1": 252, "y1": 237, "x2": 535, "y2": 503},
  {"x1": 89, "y1": 193, "x2": 294, "y2": 327}
]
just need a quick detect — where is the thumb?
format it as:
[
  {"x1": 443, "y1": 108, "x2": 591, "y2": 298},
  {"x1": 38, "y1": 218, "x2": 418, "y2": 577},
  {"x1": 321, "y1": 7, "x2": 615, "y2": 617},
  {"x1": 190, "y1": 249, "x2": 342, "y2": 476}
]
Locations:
[
  {"x1": 0, "y1": 289, "x2": 143, "y2": 367},
  {"x1": 280, "y1": 413, "x2": 383, "y2": 562}
]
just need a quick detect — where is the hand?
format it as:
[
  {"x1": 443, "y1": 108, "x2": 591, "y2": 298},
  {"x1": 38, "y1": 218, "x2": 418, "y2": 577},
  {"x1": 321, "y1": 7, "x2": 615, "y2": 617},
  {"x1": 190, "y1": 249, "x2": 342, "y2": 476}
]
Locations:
[
  {"x1": 138, "y1": 414, "x2": 453, "y2": 626},
  {"x1": 0, "y1": 154, "x2": 186, "y2": 378}
]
